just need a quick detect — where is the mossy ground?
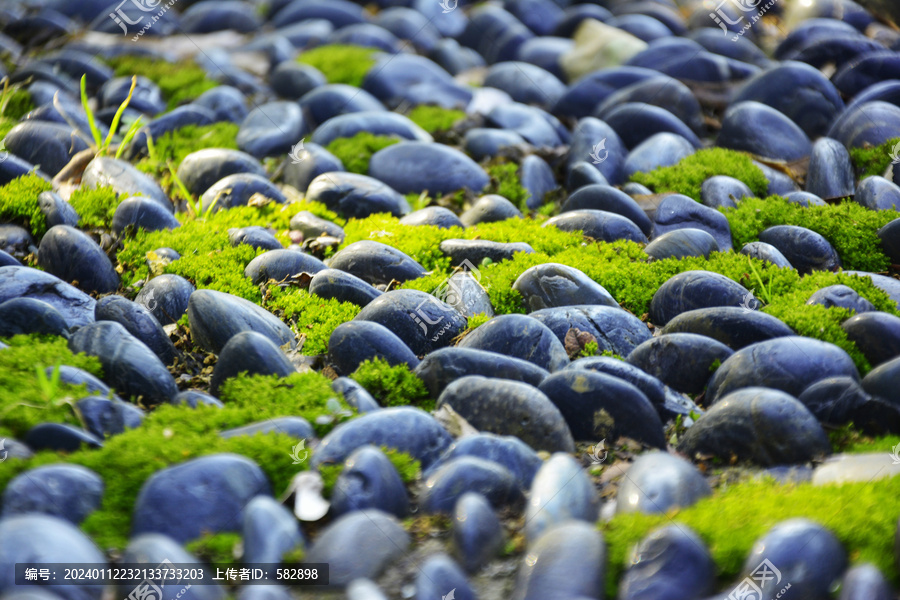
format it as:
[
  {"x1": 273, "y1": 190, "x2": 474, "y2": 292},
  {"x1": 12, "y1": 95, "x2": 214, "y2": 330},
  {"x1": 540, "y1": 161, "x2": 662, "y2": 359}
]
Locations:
[
  {"x1": 350, "y1": 358, "x2": 433, "y2": 410},
  {"x1": 103, "y1": 56, "x2": 218, "y2": 110},
  {"x1": 296, "y1": 45, "x2": 376, "y2": 87},
  {"x1": 407, "y1": 106, "x2": 466, "y2": 133},
  {"x1": 0, "y1": 86, "x2": 36, "y2": 140},
  {"x1": 324, "y1": 132, "x2": 400, "y2": 174},
  {"x1": 850, "y1": 137, "x2": 900, "y2": 179},
  {"x1": 631, "y1": 148, "x2": 769, "y2": 201},
  {"x1": 0, "y1": 173, "x2": 53, "y2": 237},
  {"x1": 69, "y1": 185, "x2": 123, "y2": 230}
]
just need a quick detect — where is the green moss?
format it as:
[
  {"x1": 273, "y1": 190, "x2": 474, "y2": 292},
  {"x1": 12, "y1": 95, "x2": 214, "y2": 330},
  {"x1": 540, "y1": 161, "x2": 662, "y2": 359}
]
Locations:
[
  {"x1": 320, "y1": 447, "x2": 420, "y2": 496},
  {"x1": 350, "y1": 358, "x2": 433, "y2": 410},
  {"x1": 2, "y1": 87, "x2": 36, "y2": 121},
  {"x1": 407, "y1": 105, "x2": 466, "y2": 133},
  {"x1": 465, "y1": 312, "x2": 492, "y2": 331},
  {"x1": 485, "y1": 161, "x2": 530, "y2": 212},
  {"x1": 296, "y1": 45, "x2": 376, "y2": 87},
  {"x1": 0, "y1": 335, "x2": 104, "y2": 438},
  {"x1": 324, "y1": 132, "x2": 401, "y2": 175},
  {"x1": 264, "y1": 286, "x2": 360, "y2": 356},
  {"x1": 603, "y1": 476, "x2": 900, "y2": 597},
  {"x1": 103, "y1": 56, "x2": 218, "y2": 110},
  {"x1": 185, "y1": 532, "x2": 242, "y2": 564},
  {"x1": 0, "y1": 173, "x2": 53, "y2": 237},
  {"x1": 69, "y1": 185, "x2": 122, "y2": 230},
  {"x1": 631, "y1": 148, "x2": 769, "y2": 201},
  {"x1": 722, "y1": 195, "x2": 897, "y2": 272},
  {"x1": 850, "y1": 137, "x2": 900, "y2": 179}
]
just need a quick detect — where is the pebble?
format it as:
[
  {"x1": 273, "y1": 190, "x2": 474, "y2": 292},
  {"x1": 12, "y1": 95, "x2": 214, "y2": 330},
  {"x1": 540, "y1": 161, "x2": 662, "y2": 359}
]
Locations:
[
  {"x1": 187, "y1": 289, "x2": 296, "y2": 354},
  {"x1": 512, "y1": 521, "x2": 605, "y2": 600},
  {"x1": 626, "y1": 333, "x2": 734, "y2": 395},
  {"x1": 331, "y1": 445, "x2": 409, "y2": 518},
  {"x1": 414, "y1": 347, "x2": 549, "y2": 397},
  {"x1": 759, "y1": 225, "x2": 842, "y2": 274},
  {"x1": 37, "y1": 226, "x2": 119, "y2": 294},
  {"x1": 242, "y1": 496, "x2": 304, "y2": 564},
  {"x1": 458, "y1": 314, "x2": 568, "y2": 372},
  {"x1": 420, "y1": 456, "x2": 523, "y2": 514},
  {"x1": 0, "y1": 297, "x2": 69, "y2": 339},
  {"x1": 329, "y1": 320, "x2": 420, "y2": 374},
  {"x1": 513, "y1": 263, "x2": 618, "y2": 311},
  {"x1": 618, "y1": 525, "x2": 715, "y2": 600},
  {"x1": 2, "y1": 464, "x2": 103, "y2": 524},
  {"x1": 209, "y1": 331, "x2": 296, "y2": 396},
  {"x1": 452, "y1": 492, "x2": 504, "y2": 573},
  {"x1": 616, "y1": 451, "x2": 711, "y2": 514}
]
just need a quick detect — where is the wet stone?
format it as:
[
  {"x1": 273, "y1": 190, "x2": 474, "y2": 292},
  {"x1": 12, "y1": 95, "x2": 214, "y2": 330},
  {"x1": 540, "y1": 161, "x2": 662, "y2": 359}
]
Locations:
[
  {"x1": 201, "y1": 174, "x2": 287, "y2": 213},
  {"x1": 842, "y1": 311, "x2": 900, "y2": 367},
  {"x1": 529, "y1": 305, "x2": 652, "y2": 357},
  {"x1": 513, "y1": 263, "x2": 618, "y2": 312},
  {"x1": 1, "y1": 464, "x2": 103, "y2": 524},
  {"x1": 310, "y1": 268, "x2": 382, "y2": 308},
  {"x1": 650, "y1": 270, "x2": 752, "y2": 327},
  {"x1": 616, "y1": 451, "x2": 711, "y2": 514},
  {"x1": 439, "y1": 239, "x2": 533, "y2": 266},
  {"x1": 0, "y1": 266, "x2": 96, "y2": 328},
  {"x1": 458, "y1": 314, "x2": 568, "y2": 372},
  {"x1": 328, "y1": 241, "x2": 425, "y2": 285},
  {"x1": 209, "y1": 332, "x2": 296, "y2": 397},
  {"x1": 807, "y1": 284, "x2": 875, "y2": 313},
  {"x1": 228, "y1": 226, "x2": 283, "y2": 251},
  {"x1": 652, "y1": 193, "x2": 733, "y2": 252},
  {"x1": 332, "y1": 445, "x2": 409, "y2": 518},
  {"x1": 188, "y1": 289, "x2": 296, "y2": 354},
  {"x1": 95, "y1": 294, "x2": 176, "y2": 365},
  {"x1": 135, "y1": 274, "x2": 195, "y2": 326},
  {"x1": 543, "y1": 210, "x2": 648, "y2": 244},
  {"x1": 414, "y1": 347, "x2": 549, "y2": 398},
  {"x1": 419, "y1": 456, "x2": 523, "y2": 514},
  {"x1": 626, "y1": 333, "x2": 734, "y2": 395},
  {"x1": 244, "y1": 249, "x2": 326, "y2": 284},
  {"x1": 524, "y1": 453, "x2": 599, "y2": 542},
  {"x1": 741, "y1": 241, "x2": 794, "y2": 269},
  {"x1": 0, "y1": 297, "x2": 69, "y2": 339},
  {"x1": 459, "y1": 194, "x2": 523, "y2": 226},
  {"x1": 660, "y1": 307, "x2": 795, "y2": 351},
  {"x1": 644, "y1": 228, "x2": 719, "y2": 261},
  {"x1": 37, "y1": 226, "x2": 119, "y2": 294}
]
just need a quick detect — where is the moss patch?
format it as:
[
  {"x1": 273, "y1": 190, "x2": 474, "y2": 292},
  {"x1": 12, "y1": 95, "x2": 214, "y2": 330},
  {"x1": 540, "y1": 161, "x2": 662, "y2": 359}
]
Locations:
[
  {"x1": 350, "y1": 358, "x2": 433, "y2": 410},
  {"x1": 0, "y1": 87, "x2": 36, "y2": 140},
  {"x1": 722, "y1": 195, "x2": 897, "y2": 272},
  {"x1": 69, "y1": 185, "x2": 122, "y2": 230},
  {"x1": 185, "y1": 532, "x2": 242, "y2": 564},
  {"x1": 631, "y1": 148, "x2": 769, "y2": 201},
  {"x1": 0, "y1": 173, "x2": 53, "y2": 238},
  {"x1": 321, "y1": 446, "x2": 420, "y2": 496},
  {"x1": 850, "y1": 137, "x2": 900, "y2": 179},
  {"x1": 296, "y1": 45, "x2": 376, "y2": 87},
  {"x1": 324, "y1": 132, "x2": 401, "y2": 174},
  {"x1": 407, "y1": 105, "x2": 466, "y2": 133},
  {"x1": 485, "y1": 161, "x2": 531, "y2": 212},
  {"x1": 103, "y1": 56, "x2": 218, "y2": 110}
]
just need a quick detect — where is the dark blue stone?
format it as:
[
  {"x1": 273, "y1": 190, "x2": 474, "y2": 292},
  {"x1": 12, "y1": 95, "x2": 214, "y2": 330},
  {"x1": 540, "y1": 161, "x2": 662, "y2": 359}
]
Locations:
[
  {"x1": 700, "y1": 175, "x2": 753, "y2": 210},
  {"x1": 176, "y1": 148, "x2": 266, "y2": 197},
  {"x1": 172, "y1": 390, "x2": 224, "y2": 409},
  {"x1": 135, "y1": 273, "x2": 195, "y2": 326},
  {"x1": 369, "y1": 142, "x2": 490, "y2": 195},
  {"x1": 828, "y1": 101, "x2": 900, "y2": 149},
  {"x1": 244, "y1": 249, "x2": 326, "y2": 284},
  {"x1": 515, "y1": 522, "x2": 604, "y2": 600},
  {"x1": 311, "y1": 112, "x2": 431, "y2": 147},
  {"x1": 38, "y1": 191, "x2": 79, "y2": 228},
  {"x1": 363, "y1": 54, "x2": 468, "y2": 108},
  {"x1": 807, "y1": 284, "x2": 875, "y2": 313},
  {"x1": 463, "y1": 128, "x2": 527, "y2": 161},
  {"x1": 76, "y1": 395, "x2": 144, "y2": 439},
  {"x1": 415, "y1": 554, "x2": 476, "y2": 600},
  {"x1": 427, "y1": 433, "x2": 543, "y2": 488},
  {"x1": 201, "y1": 173, "x2": 287, "y2": 212},
  {"x1": 561, "y1": 184, "x2": 652, "y2": 236},
  {"x1": 625, "y1": 132, "x2": 695, "y2": 179},
  {"x1": 2, "y1": 121, "x2": 89, "y2": 177},
  {"x1": 741, "y1": 241, "x2": 794, "y2": 268},
  {"x1": 552, "y1": 65, "x2": 656, "y2": 119},
  {"x1": 38, "y1": 226, "x2": 118, "y2": 294},
  {"x1": 329, "y1": 320, "x2": 419, "y2": 374},
  {"x1": 861, "y1": 354, "x2": 900, "y2": 402},
  {"x1": 566, "y1": 117, "x2": 627, "y2": 184},
  {"x1": 374, "y1": 8, "x2": 441, "y2": 53},
  {"x1": 228, "y1": 226, "x2": 283, "y2": 251},
  {"x1": 306, "y1": 172, "x2": 410, "y2": 219},
  {"x1": 619, "y1": 525, "x2": 715, "y2": 599},
  {"x1": 459, "y1": 314, "x2": 568, "y2": 371},
  {"x1": 759, "y1": 225, "x2": 841, "y2": 274},
  {"x1": 718, "y1": 101, "x2": 811, "y2": 161},
  {"x1": 627, "y1": 333, "x2": 734, "y2": 395},
  {"x1": 414, "y1": 347, "x2": 549, "y2": 397},
  {"x1": 328, "y1": 23, "x2": 402, "y2": 53},
  {"x1": 209, "y1": 331, "x2": 296, "y2": 396},
  {"x1": 111, "y1": 197, "x2": 180, "y2": 236},
  {"x1": 310, "y1": 268, "x2": 382, "y2": 307},
  {"x1": 187, "y1": 289, "x2": 295, "y2": 354},
  {"x1": 119, "y1": 534, "x2": 224, "y2": 600},
  {"x1": 327, "y1": 240, "x2": 424, "y2": 285},
  {"x1": 661, "y1": 306, "x2": 795, "y2": 350},
  {"x1": 459, "y1": 194, "x2": 522, "y2": 226},
  {"x1": 513, "y1": 263, "x2": 617, "y2": 311},
  {"x1": 544, "y1": 210, "x2": 647, "y2": 244},
  {"x1": 1, "y1": 464, "x2": 103, "y2": 524},
  {"x1": 220, "y1": 417, "x2": 314, "y2": 441},
  {"x1": 331, "y1": 445, "x2": 409, "y2": 518},
  {"x1": 650, "y1": 270, "x2": 753, "y2": 326},
  {"x1": 842, "y1": 311, "x2": 900, "y2": 367},
  {"x1": 602, "y1": 102, "x2": 701, "y2": 150},
  {"x1": 529, "y1": 305, "x2": 652, "y2": 357},
  {"x1": 290, "y1": 210, "x2": 344, "y2": 240},
  {"x1": 0, "y1": 266, "x2": 95, "y2": 328},
  {"x1": 487, "y1": 103, "x2": 569, "y2": 147},
  {"x1": 615, "y1": 451, "x2": 711, "y2": 514},
  {"x1": 0, "y1": 297, "x2": 69, "y2": 338},
  {"x1": 399, "y1": 206, "x2": 465, "y2": 229},
  {"x1": 420, "y1": 456, "x2": 522, "y2": 514},
  {"x1": 652, "y1": 193, "x2": 733, "y2": 251},
  {"x1": 332, "y1": 377, "x2": 380, "y2": 413},
  {"x1": 25, "y1": 423, "x2": 103, "y2": 452},
  {"x1": 242, "y1": 496, "x2": 304, "y2": 564},
  {"x1": 452, "y1": 493, "x2": 504, "y2": 573},
  {"x1": 269, "y1": 62, "x2": 325, "y2": 100},
  {"x1": 806, "y1": 137, "x2": 855, "y2": 199},
  {"x1": 524, "y1": 452, "x2": 599, "y2": 541},
  {"x1": 273, "y1": 0, "x2": 366, "y2": 29},
  {"x1": 299, "y1": 84, "x2": 384, "y2": 129},
  {"x1": 856, "y1": 175, "x2": 900, "y2": 210},
  {"x1": 82, "y1": 157, "x2": 170, "y2": 211},
  {"x1": 645, "y1": 228, "x2": 719, "y2": 261},
  {"x1": 838, "y1": 563, "x2": 894, "y2": 600},
  {"x1": 195, "y1": 85, "x2": 249, "y2": 123}
]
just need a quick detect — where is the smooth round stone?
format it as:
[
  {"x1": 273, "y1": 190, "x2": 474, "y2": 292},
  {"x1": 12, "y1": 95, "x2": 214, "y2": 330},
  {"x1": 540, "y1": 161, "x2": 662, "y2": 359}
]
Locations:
[
  {"x1": 797, "y1": 377, "x2": 900, "y2": 431},
  {"x1": 119, "y1": 534, "x2": 223, "y2": 600},
  {"x1": 38, "y1": 191, "x2": 79, "y2": 228},
  {"x1": 55, "y1": 366, "x2": 115, "y2": 399},
  {"x1": 2, "y1": 464, "x2": 103, "y2": 524},
  {"x1": 627, "y1": 333, "x2": 733, "y2": 395},
  {"x1": 332, "y1": 445, "x2": 409, "y2": 518},
  {"x1": 37, "y1": 226, "x2": 118, "y2": 294},
  {"x1": 2, "y1": 121, "x2": 89, "y2": 177},
  {"x1": 427, "y1": 433, "x2": 543, "y2": 489},
  {"x1": 399, "y1": 206, "x2": 465, "y2": 229},
  {"x1": 133, "y1": 454, "x2": 270, "y2": 543},
  {"x1": 219, "y1": 416, "x2": 313, "y2": 441},
  {"x1": 0, "y1": 250, "x2": 21, "y2": 268},
  {"x1": 486, "y1": 103, "x2": 569, "y2": 148},
  {"x1": 0, "y1": 225, "x2": 33, "y2": 258},
  {"x1": 306, "y1": 172, "x2": 410, "y2": 219},
  {"x1": 310, "y1": 268, "x2": 382, "y2": 307},
  {"x1": 201, "y1": 174, "x2": 287, "y2": 213},
  {"x1": 741, "y1": 241, "x2": 794, "y2": 269},
  {"x1": 700, "y1": 175, "x2": 753, "y2": 209},
  {"x1": 602, "y1": 103, "x2": 701, "y2": 150},
  {"x1": 564, "y1": 355, "x2": 671, "y2": 411},
  {"x1": 879, "y1": 217, "x2": 900, "y2": 263},
  {"x1": 452, "y1": 492, "x2": 504, "y2": 573},
  {"x1": 111, "y1": 196, "x2": 180, "y2": 236},
  {"x1": 25, "y1": 423, "x2": 103, "y2": 452},
  {"x1": 228, "y1": 226, "x2": 283, "y2": 251},
  {"x1": 861, "y1": 354, "x2": 900, "y2": 401},
  {"x1": 513, "y1": 521, "x2": 604, "y2": 600},
  {"x1": 661, "y1": 307, "x2": 795, "y2": 350},
  {"x1": 237, "y1": 101, "x2": 306, "y2": 159},
  {"x1": 429, "y1": 38, "x2": 485, "y2": 74},
  {"x1": 437, "y1": 376, "x2": 574, "y2": 452},
  {"x1": 458, "y1": 314, "x2": 568, "y2": 371},
  {"x1": 650, "y1": 271, "x2": 752, "y2": 327},
  {"x1": 828, "y1": 101, "x2": 900, "y2": 149},
  {"x1": 290, "y1": 211, "x2": 344, "y2": 241},
  {"x1": 312, "y1": 407, "x2": 452, "y2": 469},
  {"x1": 567, "y1": 117, "x2": 627, "y2": 185},
  {"x1": 856, "y1": 175, "x2": 900, "y2": 211},
  {"x1": 330, "y1": 320, "x2": 420, "y2": 373},
  {"x1": 595, "y1": 76, "x2": 702, "y2": 135},
  {"x1": 353, "y1": 289, "x2": 467, "y2": 356},
  {"x1": 414, "y1": 347, "x2": 549, "y2": 397},
  {"x1": 619, "y1": 524, "x2": 715, "y2": 600},
  {"x1": 731, "y1": 61, "x2": 844, "y2": 139},
  {"x1": 741, "y1": 519, "x2": 846, "y2": 599},
  {"x1": 717, "y1": 101, "x2": 811, "y2": 161},
  {"x1": 0, "y1": 297, "x2": 69, "y2": 338},
  {"x1": 311, "y1": 112, "x2": 431, "y2": 147},
  {"x1": 415, "y1": 554, "x2": 475, "y2": 600},
  {"x1": 82, "y1": 156, "x2": 170, "y2": 211},
  {"x1": 420, "y1": 456, "x2": 522, "y2": 514},
  {"x1": 180, "y1": 1, "x2": 261, "y2": 32},
  {"x1": 756, "y1": 160, "x2": 801, "y2": 196},
  {"x1": 244, "y1": 249, "x2": 326, "y2": 284},
  {"x1": 242, "y1": 496, "x2": 303, "y2": 565},
  {"x1": 538, "y1": 369, "x2": 665, "y2": 447},
  {"x1": 332, "y1": 378, "x2": 380, "y2": 413},
  {"x1": 707, "y1": 336, "x2": 859, "y2": 403},
  {"x1": 329, "y1": 23, "x2": 403, "y2": 53},
  {"x1": 126, "y1": 105, "x2": 217, "y2": 159},
  {"x1": 374, "y1": 8, "x2": 441, "y2": 52},
  {"x1": 187, "y1": 289, "x2": 295, "y2": 354},
  {"x1": 544, "y1": 210, "x2": 647, "y2": 244},
  {"x1": 835, "y1": 50, "x2": 900, "y2": 97},
  {"x1": 176, "y1": 148, "x2": 266, "y2": 197},
  {"x1": 269, "y1": 61, "x2": 325, "y2": 100},
  {"x1": 806, "y1": 137, "x2": 855, "y2": 199},
  {"x1": 759, "y1": 225, "x2": 841, "y2": 274},
  {"x1": 552, "y1": 65, "x2": 659, "y2": 118},
  {"x1": 616, "y1": 450, "x2": 710, "y2": 514},
  {"x1": 209, "y1": 331, "x2": 296, "y2": 396},
  {"x1": 282, "y1": 142, "x2": 345, "y2": 194},
  {"x1": 624, "y1": 132, "x2": 695, "y2": 179},
  {"x1": 645, "y1": 228, "x2": 719, "y2": 261},
  {"x1": 513, "y1": 263, "x2": 618, "y2": 312},
  {"x1": 463, "y1": 128, "x2": 528, "y2": 160},
  {"x1": 135, "y1": 274, "x2": 195, "y2": 326},
  {"x1": 76, "y1": 395, "x2": 144, "y2": 439},
  {"x1": 69, "y1": 321, "x2": 177, "y2": 406},
  {"x1": 525, "y1": 453, "x2": 598, "y2": 541},
  {"x1": 786, "y1": 190, "x2": 827, "y2": 207},
  {"x1": 328, "y1": 241, "x2": 425, "y2": 285},
  {"x1": 652, "y1": 193, "x2": 733, "y2": 252},
  {"x1": 483, "y1": 61, "x2": 565, "y2": 107},
  {"x1": 305, "y1": 509, "x2": 409, "y2": 587},
  {"x1": 843, "y1": 271, "x2": 900, "y2": 309},
  {"x1": 0, "y1": 266, "x2": 96, "y2": 328},
  {"x1": 807, "y1": 284, "x2": 875, "y2": 313},
  {"x1": 95, "y1": 295, "x2": 176, "y2": 365},
  {"x1": 362, "y1": 54, "x2": 469, "y2": 108},
  {"x1": 520, "y1": 154, "x2": 557, "y2": 208},
  {"x1": 298, "y1": 84, "x2": 385, "y2": 129},
  {"x1": 195, "y1": 85, "x2": 249, "y2": 123},
  {"x1": 842, "y1": 311, "x2": 900, "y2": 367},
  {"x1": 0, "y1": 154, "x2": 48, "y2": 187},
  {"x1": 561, "y1": 184, "x2": 652, "y2": 236},
  {"x1": 838, "y1": 563, "x2": 894, "y2": 600},
  {"x1": 0, "y1": 514, "x2": 106, "y2": 600},
  {"x1": 679, "y1": 387, "x2": 831, "y2": 465},
  {"x1": 529, "y1": 305, "x2": 652, "y2": 357},
  {"x1": 567, "y1": 160, "x2": 610, "y2": 191},
  {"x1": 459, "y1": 194, "x2": 523, "y2": 226},
  {"x1": 273, "y1": 0, "x2": 366, "y2": 29},
  {"x1": 172, "y1": 390, "x2": 224, "y2": 409}
]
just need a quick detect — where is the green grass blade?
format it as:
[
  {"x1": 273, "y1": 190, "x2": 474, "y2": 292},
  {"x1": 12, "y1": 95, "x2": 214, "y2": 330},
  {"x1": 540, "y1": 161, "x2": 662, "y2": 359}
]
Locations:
[
  {"x1": 103, "y1": 75, "x2": 137, "y2": 152},
  {"x1": 115, "y1": 115, "x2": 143, "y2": 160},
  {"x1": 80, "y1": 74, "x2": 103, "y2": 149}
]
